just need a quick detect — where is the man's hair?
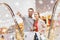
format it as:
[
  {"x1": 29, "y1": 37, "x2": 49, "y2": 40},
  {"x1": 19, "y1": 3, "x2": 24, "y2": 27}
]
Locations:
[{"x1": 28, "y1": 8, "x2": 34, "y2": 11}]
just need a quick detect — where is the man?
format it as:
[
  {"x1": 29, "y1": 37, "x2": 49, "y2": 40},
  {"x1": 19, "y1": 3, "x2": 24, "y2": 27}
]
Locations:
[{"x1": 17, "y1": 8, "x2": 34, "y2": 32}]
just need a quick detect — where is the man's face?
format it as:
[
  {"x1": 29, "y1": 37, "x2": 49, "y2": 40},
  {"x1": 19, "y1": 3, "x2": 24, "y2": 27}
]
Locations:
[{"x1": 28, "y1": 9, "x2": 34, "y2": 17}]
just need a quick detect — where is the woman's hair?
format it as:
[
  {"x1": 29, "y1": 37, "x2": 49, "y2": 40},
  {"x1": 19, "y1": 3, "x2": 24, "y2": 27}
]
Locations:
[{"x1": 37, "y1": 12, "x2": 40, "y2": 18}]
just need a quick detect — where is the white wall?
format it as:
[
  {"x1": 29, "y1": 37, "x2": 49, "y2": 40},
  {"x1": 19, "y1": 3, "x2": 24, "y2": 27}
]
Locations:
[
  {"x1": 0, "y1": 0, "x2": 36, "y2": 15},
  {"x1": 0, "y1": 0, "x2": 36, "y2": 28}
]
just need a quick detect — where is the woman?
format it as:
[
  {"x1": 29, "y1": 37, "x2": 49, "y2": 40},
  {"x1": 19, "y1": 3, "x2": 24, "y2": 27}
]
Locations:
[{"x1": 33, "y1": 12, "x2": 46, "y2": 34}]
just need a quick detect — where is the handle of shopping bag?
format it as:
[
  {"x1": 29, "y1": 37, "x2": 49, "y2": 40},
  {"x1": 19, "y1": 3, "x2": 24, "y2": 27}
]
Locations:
[
  {"x1": 48, "y1": 0, "x2": 59, "y2": 39},
  {"x1": 1, "y1": 3, "x2": 21, "y2": 33}
]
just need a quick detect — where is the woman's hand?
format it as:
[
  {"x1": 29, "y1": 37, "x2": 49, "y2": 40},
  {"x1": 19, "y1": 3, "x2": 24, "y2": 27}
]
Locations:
[{"x1": 33, "y1": 26, "x2": 36, "y2": 30}]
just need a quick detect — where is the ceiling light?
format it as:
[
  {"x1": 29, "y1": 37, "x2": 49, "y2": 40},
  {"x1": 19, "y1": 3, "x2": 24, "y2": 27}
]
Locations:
[
  {"x1": 39, "y1": 0, "x2": 43, "y2": 4},
  {"x1": 50, "y1": 0, "x2": 54, "y2": 4},
  {"x1": 14, "y1": 2, "x2": 19, "y2": 6},
  {"x1": 5, "y1": 14, "x2": 9, "y2": 17},
  {"x1": 47, "y1": 5, "x2": 50, "y2": 9}
]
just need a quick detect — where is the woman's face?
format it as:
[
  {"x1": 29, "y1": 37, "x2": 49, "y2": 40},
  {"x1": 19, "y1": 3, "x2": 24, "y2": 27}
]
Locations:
[{"x1": 34, "y1": 13, "x2": 39, "y2": 20}]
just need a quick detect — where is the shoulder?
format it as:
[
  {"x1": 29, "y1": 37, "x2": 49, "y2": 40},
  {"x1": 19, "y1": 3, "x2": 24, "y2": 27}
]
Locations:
[
  {"x1": 24, "y1": 15, "x2": 28, "y2": 18},
  {"x1": 22, "y1": 15, "x2": 28, "y2": 19},
  {"x1": 39, "y1": 19, "x2": 45, "y2": 23}
]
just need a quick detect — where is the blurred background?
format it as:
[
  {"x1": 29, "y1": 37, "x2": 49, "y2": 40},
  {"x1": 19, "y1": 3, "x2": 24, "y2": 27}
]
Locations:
[{"x1": 0, "y1": 0, "x2": 60, "y2": 40}]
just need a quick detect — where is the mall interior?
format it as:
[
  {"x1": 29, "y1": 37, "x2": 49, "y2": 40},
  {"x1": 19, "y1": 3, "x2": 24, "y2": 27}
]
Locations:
[{"x1": 0, "y1": 0, "x2": 60, "y2": 40}]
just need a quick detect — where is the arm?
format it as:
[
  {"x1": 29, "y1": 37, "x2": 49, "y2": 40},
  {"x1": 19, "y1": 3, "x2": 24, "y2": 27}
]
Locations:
[
  {"x1": 17, "y1": 12, "x2": 25, "y2": 20},
  {"x1": 39, "y1": 20, "x2": 47, "y2": 34},
  {"x1": 40, "y1": 20, "x2": 47, "y2": 28}
]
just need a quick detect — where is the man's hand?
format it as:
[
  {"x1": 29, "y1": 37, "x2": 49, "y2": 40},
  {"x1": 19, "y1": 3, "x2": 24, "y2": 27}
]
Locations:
[
  {"x1": 17, "y1": 12, "x2": 21, "y2": 16},
  {"x1": 17, "y1": 11, "x2": 24, "y2": 19}
]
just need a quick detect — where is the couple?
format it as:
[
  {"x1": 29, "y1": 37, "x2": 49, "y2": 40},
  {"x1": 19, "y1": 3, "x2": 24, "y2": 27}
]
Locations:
[{"x1": 17, "y1": 8, "x2": 46, "y2": 33}]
